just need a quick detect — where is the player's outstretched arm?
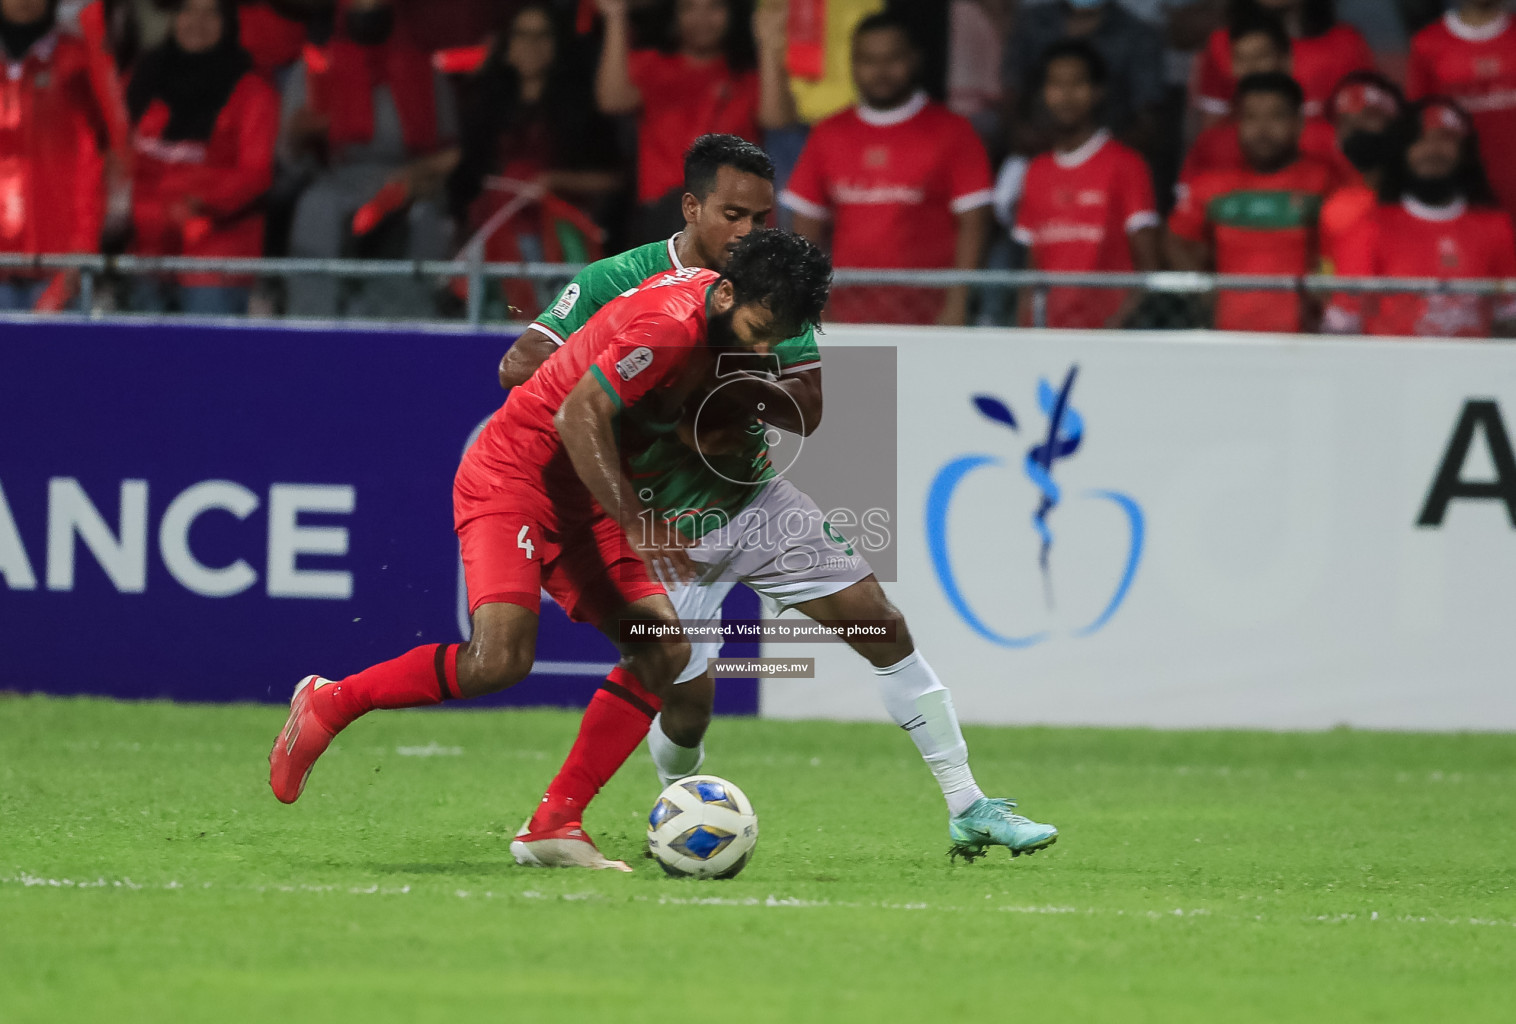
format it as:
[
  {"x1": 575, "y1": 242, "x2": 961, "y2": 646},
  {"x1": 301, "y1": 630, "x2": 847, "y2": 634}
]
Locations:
[
  {"x1": 556, "y1": 373, "x2": 698, "y2": 581},
  {"x1": 498, "y1": 328, "x2": 560, "y2": 389}
]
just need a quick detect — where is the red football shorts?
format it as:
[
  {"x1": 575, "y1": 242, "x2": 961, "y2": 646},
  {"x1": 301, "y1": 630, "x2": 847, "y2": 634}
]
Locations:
[
  {"x1": 456, "y1": 510, "x2": 662, "y2": 624},
  {"x1": 453, "y1": 434, "x2": 663, "y2": 626}
]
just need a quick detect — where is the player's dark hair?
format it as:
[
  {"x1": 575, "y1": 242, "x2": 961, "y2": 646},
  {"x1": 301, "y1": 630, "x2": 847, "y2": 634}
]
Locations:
[
  {"x1": 853, "y1": 11, "x2": 916, "y2": 49},
  {"x1": 683, "y1": 134, "x2": 775, "y2": 200},
  {"x1": 1227, "y1": 0, "x2": 1335, "y2": 38},
  {"x1": 1035, "y1": 38, "x2": 1108, "y2": 91},
  {"x1": 1233, "y1": 71, "x2": 1305, "y2": 112},
  {"x1": 1227, "y1": 8, "x2": 1291, "y2": 56},
  {"x1": 719, "y1": 230, "x2": 832, "y2": 337},
  {"x1": 1378, "y1": 98, "x2": 1500, "y2": 208}
]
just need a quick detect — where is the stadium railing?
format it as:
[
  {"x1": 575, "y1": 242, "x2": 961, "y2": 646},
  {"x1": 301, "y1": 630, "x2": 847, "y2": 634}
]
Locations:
[{"x1": 2, "y1": 252, "x2": 1514, "y2": 329}]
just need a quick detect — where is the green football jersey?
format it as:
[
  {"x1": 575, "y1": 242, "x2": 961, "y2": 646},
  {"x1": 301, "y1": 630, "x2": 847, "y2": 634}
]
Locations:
[{"x1": 530, "y1": 237, "x2": 821, "y2": 537}]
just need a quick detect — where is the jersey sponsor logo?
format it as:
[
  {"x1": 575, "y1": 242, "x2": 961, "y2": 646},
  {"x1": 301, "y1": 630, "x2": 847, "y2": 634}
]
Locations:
[
  {"x1": 549, "y1": 284, "x2": 580, "y2": 319},
  {"x1": 1456, "y1": 87, "x2": 1516, "y2": 114},
  {"x1": 616, "y1": 346, "x2": 655, "y2": 381},
  {"x1": 925, "y1": 365, "x2": 1144, "y2": 647},
  {"x1": 134, "y1": 136, "x2": 210, "y2": 165},
  {"x1": 1206, "y1": 189, "x2": 1322, "y2": 230},
  {"x1": 649, "y1": 267, "x2": 703, "y2": 289},
  {"x1": 1028, "y1": 223, "x2": 1107, "y2": 246},
  {"x1": 831, "y1": 182, "x2": 926, "y2": 206}
]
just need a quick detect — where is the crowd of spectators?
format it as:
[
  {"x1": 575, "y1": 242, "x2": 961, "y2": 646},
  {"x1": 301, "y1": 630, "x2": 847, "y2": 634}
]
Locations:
[{"x1": 1, "y1": 0, "x2": 1515, "y2": 337}]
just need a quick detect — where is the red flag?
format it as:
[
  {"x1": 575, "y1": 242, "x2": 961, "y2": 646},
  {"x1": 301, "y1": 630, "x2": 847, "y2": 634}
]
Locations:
[{"x1": 786, "y1": 0, "x2": 826, "y2": 81}]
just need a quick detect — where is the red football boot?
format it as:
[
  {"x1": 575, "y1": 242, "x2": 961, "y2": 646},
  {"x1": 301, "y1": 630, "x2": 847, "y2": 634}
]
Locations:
[
  {"x1": 510, "y1": 798, "x2": 631, "y2": 872},
  {"x1": 268, "y1": 675, "x2": 339, "y2": 804}
]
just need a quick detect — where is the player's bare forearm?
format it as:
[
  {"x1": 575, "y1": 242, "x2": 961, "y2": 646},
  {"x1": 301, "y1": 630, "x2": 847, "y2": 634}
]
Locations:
[
  {"x1": 556, "y1": 375, "x2": 641, "y2": 531},
  {"x1": 1164, "y1": 233, "x2": 1209, "y2": 273},
  {"x1": 954, "y1": 207, "x2": 992, "y2": 274},
  {"x1": 499, "y1": 329, "x2": 559, "y2": 389},
  {"x1": 717, "y1": 368, "x2": 823, "y2": 435},
  {"x1": 755, "y1": 2, "x2": 797, "y2": 129},
  {"x1": 1107, "y1": 226, "x2": 1162, "y2": 328},
  {"x1": 594, "y1": 2, "x2": 641, "y2": 115},
  {"x1": 941, "y1": 207, "x2": 992, "y2": 325},
  {"x1": 1163, "y1": 234, "x2": 1217, "y2": 315}
]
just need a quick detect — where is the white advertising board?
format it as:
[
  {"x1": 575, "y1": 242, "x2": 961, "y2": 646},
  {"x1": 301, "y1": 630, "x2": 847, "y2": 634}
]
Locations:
[{"x1": 760, "y1": 328, "x2": 1516, "y2": 731}]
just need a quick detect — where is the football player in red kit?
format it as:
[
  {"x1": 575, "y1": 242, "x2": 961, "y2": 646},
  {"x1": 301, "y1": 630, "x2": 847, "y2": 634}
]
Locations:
[
  {"x1": 268, "y1": 230, "x2": 834, "y2": 821},
  {"x1": 1324, "y1": 99, "x2": 1516, "y2": 339}
]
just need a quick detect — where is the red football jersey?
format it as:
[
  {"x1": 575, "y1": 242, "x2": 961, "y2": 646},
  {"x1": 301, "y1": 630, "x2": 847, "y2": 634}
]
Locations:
[
  {"x1": 1318, "y1": 181, "x2": 1377, "y2": 273},
  {"x1": 781, "y1": 91, "x2": 993, "y2": 323},
  {"x1": 1179, "y1": 116, "x2": 1347, "y2": 185},
  {"x1": 628, "y1": 51, "x2": 760, "y2": 202},
  {"x1": 1407, "y1": 12, "x2": 1516, "y2": 219},
  {"x1": 1169, "y1": 156, "x2": 1340, "y2": 332},
  {"x1": 1193, "y1": 24, "x2": 1374, "y2": 118},
  {"x1": 1012, "y1": 131, "x2": 1158, "y2": 328},
  {"x1": 1326, "y1": 198, "x2": 1516, "y2": 338},
  {"x1": 472, "y1": 267, "x2": 719, "y2": 485}
]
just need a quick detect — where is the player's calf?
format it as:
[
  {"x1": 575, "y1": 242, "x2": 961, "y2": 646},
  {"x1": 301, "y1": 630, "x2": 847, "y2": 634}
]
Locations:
[{"x1": 455, "y1": 602, "x2": 539, "y2": 698}]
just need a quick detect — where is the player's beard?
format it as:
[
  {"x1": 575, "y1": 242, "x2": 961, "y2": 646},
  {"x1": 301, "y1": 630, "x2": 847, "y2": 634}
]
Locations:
[
  {"x1": 706, "y1": 307, "x2": 740, "y2": 351},
  {"x1": 1406, "y1": 172, "x2": 1462, "y2": 207}
]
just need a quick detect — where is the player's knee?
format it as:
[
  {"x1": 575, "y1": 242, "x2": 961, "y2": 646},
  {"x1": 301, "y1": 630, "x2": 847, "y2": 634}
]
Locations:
[
  {"x1": 456, "y1": 641, "x2": 532, "y2": 695},
  {"x1": 626, "y1": 637, "x2": 692, "y2": 694},
  {"x1": 857, "y1": 601, "x2": 914, "y2": 667}
]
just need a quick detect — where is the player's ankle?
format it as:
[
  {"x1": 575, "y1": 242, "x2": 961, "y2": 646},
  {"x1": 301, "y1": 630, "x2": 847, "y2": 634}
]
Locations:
[{"x1": 527, "y1": 795, "x2": 585, "y2": 834}]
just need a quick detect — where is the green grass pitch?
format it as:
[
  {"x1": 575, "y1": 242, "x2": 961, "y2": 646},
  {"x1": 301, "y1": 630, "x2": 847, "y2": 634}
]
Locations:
[{"x1": 3, "y1": 695, "x2": 1514, "y2": 1023}]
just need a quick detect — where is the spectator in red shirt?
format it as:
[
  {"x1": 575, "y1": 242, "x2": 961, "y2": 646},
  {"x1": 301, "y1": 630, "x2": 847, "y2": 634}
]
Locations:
[
  {"x1": 448, "y1": 3, "x2": 620, "y2": 312},
  {"x1": 1012, "y1": 39, "x2": 1160, "y2": 329},
  {"x1": 1406, "y1": 0, "x2": 1516, "y2": 223},
  {"x1": 783, "y1": 12, "x2": 993, "y2": 325},
  {"x1": 280, "y1": 0, "x2": 459, "y2": 318},
  {"x1": 1325, "y1": 98, "x2": 1516, "y2": 338},
  {"x1": 1192, "y1": 0, "x2": 1373, "y2": 123},
  {"x1": 127, "y1": 0, "x2": 279, "y2": 315},
  {"x1": 1179, "y1": 11, "x2": 1344, "y2": 185},
  {"x1": 237, "y1": 1, "x2": 309, "y2": 79},
  {"x1": 1167, "y1": 71, "x2": 1341, "y2": 332},
  {"x1": 595, "y1": 0, "x2": 795, "y2": 244},
  {"x1": 0, "y1": 0, "x2": 129, "y2": 310},
  {"x1": 1319, "y1": 70, "x2": 1404, "y2": 272}
]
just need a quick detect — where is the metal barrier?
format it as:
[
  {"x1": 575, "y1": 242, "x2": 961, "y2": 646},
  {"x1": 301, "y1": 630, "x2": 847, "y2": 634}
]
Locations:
[{"x1": 2, "y1": 252, "x2": 1514, "y2": 328}]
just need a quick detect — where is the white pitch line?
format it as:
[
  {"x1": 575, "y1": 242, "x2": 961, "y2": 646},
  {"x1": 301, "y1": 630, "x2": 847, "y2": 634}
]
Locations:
[{"x1": 4, "y1": 873, "x2": 1514, "y2": 928}]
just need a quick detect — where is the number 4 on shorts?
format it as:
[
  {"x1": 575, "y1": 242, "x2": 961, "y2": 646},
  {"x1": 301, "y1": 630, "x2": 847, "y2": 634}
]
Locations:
[{"x1": 517, "y1": 525, "x2": 535, "y2": 560}]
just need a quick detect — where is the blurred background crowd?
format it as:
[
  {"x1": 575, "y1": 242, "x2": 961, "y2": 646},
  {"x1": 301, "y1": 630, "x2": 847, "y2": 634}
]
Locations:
[{"x1": 2, "y1": 0, "x2": 1514, "y2": 336}]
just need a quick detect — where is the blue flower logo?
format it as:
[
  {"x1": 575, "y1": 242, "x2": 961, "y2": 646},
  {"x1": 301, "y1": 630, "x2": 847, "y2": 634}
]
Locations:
[{"x1": 925, "y1": 365, "x2": 1144, "y2": 647}]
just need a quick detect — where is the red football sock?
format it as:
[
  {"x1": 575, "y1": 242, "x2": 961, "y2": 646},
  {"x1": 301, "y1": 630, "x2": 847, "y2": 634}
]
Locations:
[
  {"x1": 528, "y1": 666, "x2": 663, "y2": 832},
  {"x1": 310, "y1": 643, "x2": 461, "y2": 732}
]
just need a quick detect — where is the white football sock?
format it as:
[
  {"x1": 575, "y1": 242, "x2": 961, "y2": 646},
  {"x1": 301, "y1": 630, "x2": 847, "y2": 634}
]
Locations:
[
  {"x1": 875, "y1": 651, "x2": 985, "y2": 817},
  {"x1": 648, "y1": 713, "x2": 704, "y2": 788}
]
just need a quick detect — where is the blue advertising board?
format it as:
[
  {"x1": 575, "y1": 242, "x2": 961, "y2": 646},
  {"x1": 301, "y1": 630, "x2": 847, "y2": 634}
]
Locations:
[{"x1": 0, "y1": 319, "x2": 758, "y2": 712}]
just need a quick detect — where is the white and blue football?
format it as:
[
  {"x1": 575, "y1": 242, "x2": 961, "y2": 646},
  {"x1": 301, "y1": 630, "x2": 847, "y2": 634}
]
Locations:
[{"x1": 646, "y1": 775, "x2": 758, "y2": 879}]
